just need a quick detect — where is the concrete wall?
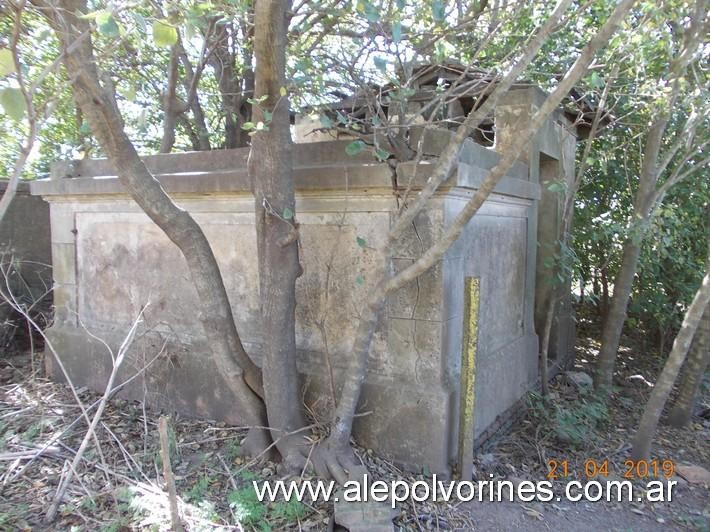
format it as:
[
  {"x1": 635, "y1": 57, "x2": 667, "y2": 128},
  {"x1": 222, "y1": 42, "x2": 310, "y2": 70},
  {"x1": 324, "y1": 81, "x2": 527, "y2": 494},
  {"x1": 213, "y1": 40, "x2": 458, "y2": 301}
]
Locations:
[
  {"x1": 0, "y1": 181, "x2": 52, "y2": 287},
  {"x1": 495, "y1": 87, "x2": 578, "y2": 368},
  {"x1": 31, "y1": 87, "x2": 577, "y2": 474},
  {"x1": 0, "y1": 182, "x2": 52, "y2": 343}
]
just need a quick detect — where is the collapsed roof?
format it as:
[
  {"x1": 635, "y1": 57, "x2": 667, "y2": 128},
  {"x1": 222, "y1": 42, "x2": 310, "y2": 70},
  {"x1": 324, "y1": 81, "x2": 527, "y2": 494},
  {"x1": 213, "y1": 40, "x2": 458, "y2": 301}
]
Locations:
[{"x1": 308, "y1": 61, "x2": 611, "y2": 145}]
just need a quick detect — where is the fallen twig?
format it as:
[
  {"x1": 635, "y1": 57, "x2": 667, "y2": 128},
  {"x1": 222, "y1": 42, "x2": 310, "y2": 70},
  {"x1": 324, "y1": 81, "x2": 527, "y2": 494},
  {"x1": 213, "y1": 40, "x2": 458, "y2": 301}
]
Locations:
[
  {"x1": 44, "y1": 305, "x2": 146, "y2": 524},
  {"x1": 159, "y1": 415, "x2": 183, "y2": 532}
]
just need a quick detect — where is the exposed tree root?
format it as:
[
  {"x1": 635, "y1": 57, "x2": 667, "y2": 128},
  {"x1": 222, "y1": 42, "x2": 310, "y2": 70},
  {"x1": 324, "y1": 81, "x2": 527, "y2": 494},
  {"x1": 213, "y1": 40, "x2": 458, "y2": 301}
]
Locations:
[
  {"x1": 240, "y1": 427, "x2": 277, "y2": 461},
  {"x1": 309, "y1": 441, "x2": 359, "y2": 485}
]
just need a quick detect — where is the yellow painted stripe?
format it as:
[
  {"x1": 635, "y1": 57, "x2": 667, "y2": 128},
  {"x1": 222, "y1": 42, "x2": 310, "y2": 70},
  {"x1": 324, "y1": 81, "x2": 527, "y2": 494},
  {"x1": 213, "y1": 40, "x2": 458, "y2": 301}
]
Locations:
[{"x1": 457, "y1": 277, "x2": 480, "y2": 480}]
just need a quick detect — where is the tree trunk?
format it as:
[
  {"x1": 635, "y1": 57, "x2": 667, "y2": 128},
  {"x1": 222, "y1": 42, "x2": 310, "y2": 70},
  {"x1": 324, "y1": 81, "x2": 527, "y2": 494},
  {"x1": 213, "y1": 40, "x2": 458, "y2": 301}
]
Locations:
[
  {"x1": 39, "y1": 0, "x2": 270, "y2": 452},
  {"x1": 208, "y1": 23, "x2": 249, "y2": 149},
  {"x1": 593, "y1": 3, "x2": 706, "y2": 394},
  {"x1": 600, "y1": 264, "x2": 610, "y2": 322},
  {"x1": 177, "y1": 40, "x2": 211, "y2": 151},
  {"x1": 159, "y1": 44, "x2": 180, "y2": 153},
  {"x1": 248, "y1": 0, "x2": 308, "y2": 465},
  {"x1": 579, "y1": 274, "x2": 585, "y2": 302},
  {"x1": 540, "y1": 299, "x2": 555, "y2": 395},
  {"x1": 594, "y1": 239, "x2": 642, "y2": 391},
  {"x1": 630, "y1": 272, "x2": 710, "y2": 460},
  {"x1": 665, "y1": 307, "x2": 710, "y2": 427}
]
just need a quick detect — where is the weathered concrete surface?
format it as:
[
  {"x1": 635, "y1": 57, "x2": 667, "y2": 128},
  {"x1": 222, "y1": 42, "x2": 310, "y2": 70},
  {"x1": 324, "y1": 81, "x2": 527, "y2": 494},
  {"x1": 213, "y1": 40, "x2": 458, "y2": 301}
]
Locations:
[
  {"x1": 0, "y1": 181, "x2": 52, "y2": 289},
  {"x1": 0, "y1": 182, "x2": 52, "y2": 338},
  {"x1": 496, "y1": 87, "x2": 578, "y2": 369},
  {"x1": 32, "y1": 87, "x2": 577, "y2": 474}
]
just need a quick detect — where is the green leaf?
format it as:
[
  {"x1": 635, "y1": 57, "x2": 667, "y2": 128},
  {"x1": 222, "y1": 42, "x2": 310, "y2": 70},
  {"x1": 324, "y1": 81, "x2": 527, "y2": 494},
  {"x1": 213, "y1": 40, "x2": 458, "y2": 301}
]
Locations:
[
  {"x1": 373, "y1": 56, "x2": 387, "y2": 73},
  {"x1": 263, "y1": 111, "x2": 273, "y2": 123},
  {"x1": 79, "y1": 10, "x2": 105, "y2": 20},
  {"x1": 375, "y1": 148, "x2": 390, "y2": 161},
  {"x1": 355, "y1": 275, "x2": 365, "y2": 286},
  {"x1": 279, "y1": 86, "x2": 287, "y2": 97},
  {"x1": 0, "y1": 87, "x2": 25, "y2": 121},
  {"x1": 282, "y1": 207, "x2": 294, "y2": 220},
  {"x1": 396, "y1": 0, "x2": 405, "y2": 8},
  {"x1": 118, "y1": 84, "x2": 136, "y2": 102},
  {"x1": 153, "y1": 20, "x2": 178, "y2": 47},
  {"x1": 364, "y1": 2, "x2": 380, "y2": 22},
  {"x1": 247, "y1": 95, "x2": 268, "y2": 105},
  {"x1": 79, "y1": 121, "x2": 91, "y2": 134},
  {"x1": 356, "y1": 236, "x2": 366, "y2": 248},
  {"x1": 132, "y1": 12, "x2": 147, "y2": 33},
  {"x1": 392, "y1": 21, "x2": 402, "y2": 43},
  {"x1": 590, "y1": 72, "x2": 604, "y2": 89},
  {"x1": 345, "y1": 140, "x2": 366, "y2": 156},
  {"x1": 546, "y1": 181, "x2": 566, "y2": 194},
  {"x1": 241, "y1": 121, "x2": 256, "y2": 130},
  {"x1": 319, "y1": 114, "x2": 333, "y2": 128},
  {"x1": 96, "y1": 12, "x2": 120, "y2": 37},
  {"x1": 0, "y1": 49, "x2": 15, "y2": 77},
  {"x1": 184, "y1": 19, "x2": 198, "y2": 41},
  {"x1": 432, "y1": 0, "x2": 445, "y2": 21}
]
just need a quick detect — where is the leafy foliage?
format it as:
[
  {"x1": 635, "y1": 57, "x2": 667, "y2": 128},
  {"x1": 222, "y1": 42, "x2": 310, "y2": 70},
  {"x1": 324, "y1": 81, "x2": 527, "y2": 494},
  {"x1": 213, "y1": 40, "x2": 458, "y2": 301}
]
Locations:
[
  {"x1": 528, "y1": 391, "x2": 609, "y2": 447},
  {"x1": 228, "y1": 483, "x2": 307, "y2": 530}
]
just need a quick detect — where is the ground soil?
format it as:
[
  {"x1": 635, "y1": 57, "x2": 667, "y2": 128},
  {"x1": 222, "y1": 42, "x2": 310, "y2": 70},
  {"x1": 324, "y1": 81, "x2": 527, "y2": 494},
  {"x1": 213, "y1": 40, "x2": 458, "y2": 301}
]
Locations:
[{"x1": 0, "y1": 311, "x2": 708, "y2": 531}]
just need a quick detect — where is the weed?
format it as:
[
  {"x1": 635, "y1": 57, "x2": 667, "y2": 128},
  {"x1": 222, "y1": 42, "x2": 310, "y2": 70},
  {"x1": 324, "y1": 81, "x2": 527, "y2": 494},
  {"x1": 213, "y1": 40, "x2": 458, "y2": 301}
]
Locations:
[
  {"x1": 227, "y1": 484, "x2": 307, "y2": 529},
  {"x1": 186, "y1": 475, "x2": 211, "y2": 502},
  {"x1": 238, "y1": 469, "x2": 258, "y2": 482},
  {"x1": 0, "y1": 504, "x2": 29, "y2": 530},
  {"x1": 228, "y1": 486, "x2": 267, "y2": 525},
  {"x1": 225, "y1": 439, "x2": 241, "y2": 461},
  {"x1": 80, "y1": 496, "x2": 97, "y2": 512},
  {"x1": 527, "y1": 391, "x2": 608, "y2": 447},
  {"x1": 271, "y1": 499, "x2": 307, "y2": 523},
  {"x1": 22, "y1": 419, "x2": 51, "y2": 442},
  {"x1": 100, "y1": 517, "x2": 131, "y2": 532}
]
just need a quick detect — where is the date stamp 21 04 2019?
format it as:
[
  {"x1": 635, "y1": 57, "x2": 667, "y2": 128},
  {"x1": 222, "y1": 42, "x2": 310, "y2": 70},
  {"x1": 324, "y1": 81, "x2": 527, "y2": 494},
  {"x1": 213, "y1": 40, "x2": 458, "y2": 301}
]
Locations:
[{"x1": 547, "y1": 458, "x2": 676, "y2": 480}]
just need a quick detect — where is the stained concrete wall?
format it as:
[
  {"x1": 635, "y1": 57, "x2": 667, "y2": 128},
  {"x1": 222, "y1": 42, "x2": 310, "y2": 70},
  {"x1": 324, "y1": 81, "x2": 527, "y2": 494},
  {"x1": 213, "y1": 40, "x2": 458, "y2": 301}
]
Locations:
[
  {"x1": 495, "y1": 87, "x2": 578, "y2": 369},
  {"x1": 31, "y1": 87, "x2": 576, "y2": 474},
  {"x1": 0, "y1": 181, "x2": 52, "y2": 308}
]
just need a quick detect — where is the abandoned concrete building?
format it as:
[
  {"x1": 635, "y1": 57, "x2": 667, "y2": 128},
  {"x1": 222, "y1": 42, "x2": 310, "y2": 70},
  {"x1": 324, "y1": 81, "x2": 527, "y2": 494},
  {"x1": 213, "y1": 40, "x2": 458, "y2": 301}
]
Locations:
[{"x1": 28, "y1": 82, "x2": 588, "y2": 476}]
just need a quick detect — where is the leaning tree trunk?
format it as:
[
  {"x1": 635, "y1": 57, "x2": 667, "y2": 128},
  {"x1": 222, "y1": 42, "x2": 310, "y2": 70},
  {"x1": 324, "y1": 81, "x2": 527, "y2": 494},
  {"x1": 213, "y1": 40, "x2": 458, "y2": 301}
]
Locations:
[
  {"x1": 594, "y1": 100, "x2": 673, "y2": 394},
  {"x1": 39, "y1": 0, "x2": 270, "y2": 452},
  {"x1": 631, "y1": 272, "x2": 710, "y2": 461},
  {"x1": 665, "y1": 307, "x2": 710, "y2": 427},
  {"x1": 248, "y1": 0, "x2": 308, "y2": 466},
  {"x1": 594, "y1": 239, "x2": 643, "y2": 391}
]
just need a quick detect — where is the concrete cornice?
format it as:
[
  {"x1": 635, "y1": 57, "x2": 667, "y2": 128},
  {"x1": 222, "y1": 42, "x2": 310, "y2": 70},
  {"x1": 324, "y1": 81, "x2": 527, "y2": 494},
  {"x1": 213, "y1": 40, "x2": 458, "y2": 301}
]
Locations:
[{"x1": 32, "y1": 136, "x2": 538, "y2": 201}]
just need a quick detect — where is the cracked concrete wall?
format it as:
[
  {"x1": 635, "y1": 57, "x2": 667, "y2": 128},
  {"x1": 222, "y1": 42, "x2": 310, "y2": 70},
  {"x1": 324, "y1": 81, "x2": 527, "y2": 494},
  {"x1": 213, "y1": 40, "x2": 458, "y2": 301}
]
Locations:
[{"x1": 32, "y1": 88, "x2": 575, "y2": 474}]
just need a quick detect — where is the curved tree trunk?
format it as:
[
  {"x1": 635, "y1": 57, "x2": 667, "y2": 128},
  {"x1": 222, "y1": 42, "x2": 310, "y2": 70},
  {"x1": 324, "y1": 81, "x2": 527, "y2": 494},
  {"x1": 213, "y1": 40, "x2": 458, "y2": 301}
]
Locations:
[
  {"x1": 631, "y1": 272, "x2": 710, "y2": 460},
  {"x1": 665, "y1": 307, "x2": 710, "y2": 427},
  {"x1": 248, "y1": 0, "x2": 308, "y2": 465},
  {"x1": 39, "y1": 0, "x2": 269, "y2": 450}
]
